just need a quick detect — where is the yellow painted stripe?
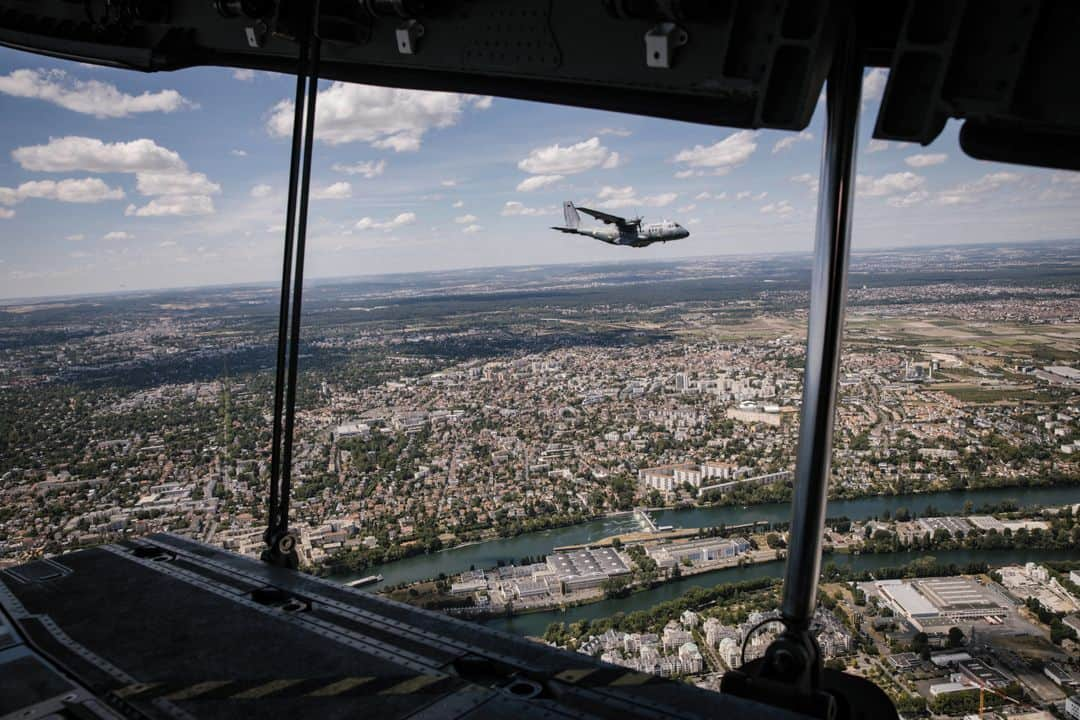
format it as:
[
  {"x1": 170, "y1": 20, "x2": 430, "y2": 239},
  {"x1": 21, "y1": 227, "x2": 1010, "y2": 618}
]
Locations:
[
  {"x1": 609, "y1": 672, "x2": 653, "y2": 687},
  {"x1": 308, "y1": 676, "x2": 374, "y2": 697},
  {"x1": 379, "y1": 675, "x2": 443, "y2": 695},
  {"x1": 232, "y1": 679, "x2": 301, "y2": 699},
  {"x1": 553, "y1": 668, "x2": 596, "y2": 684},
  {"x1": 163, "y1": 681, "x2": 233, "y2": 701},
  {"x1": 114, "y1": 683, "x2": 160, "y2": 699}
]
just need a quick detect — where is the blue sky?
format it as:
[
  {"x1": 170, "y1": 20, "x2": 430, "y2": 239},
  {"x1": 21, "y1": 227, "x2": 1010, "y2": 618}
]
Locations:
[{"x1": 1, "y1": 46, "x2": 1078, "y2": 299}]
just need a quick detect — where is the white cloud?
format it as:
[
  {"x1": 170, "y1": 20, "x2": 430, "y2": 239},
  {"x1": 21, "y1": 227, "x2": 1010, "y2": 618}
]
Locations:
[
  {"x1": 856, "y1": 171, "x2": 925, "y2": 198},
  {"x1": 501, "y1": 201, "x2": 554, "y2": 217},
  {"x1": 760, "y1": 200, "x2": 794, "y2": 216},
  {"x1": 0, "y1": 68, "x2": 191, "y2": 118},
  {"x1": 232, "y1": 69, "x2": 256, "y2": 81},
  {"x1": 461, "y1": 224, "x2": 482, "y2": 234},
  {"x1": 103, "y1": 231, "x2": 133, "y2": 240},
  {"x1": 672, "y1": 130, "x2": 757, "y2": 175},
  {"x1": 865, "y1": 139, "x2": 890, "y2": 154},
  {"x1": 790, "y1": 173, "x2": 819, "y2": 194},
  {"x1": 862, "y1": 68, "x2": 887, "y2": 104},
  {"x1": 772, "y1": 131, "x2": 813, "y2": 154},
  {"x1": 886, "y1": 191, "x2": 929, "y2": 208},
  {"x1": 355, "y1": 212, "x2": 416, "y2": 231},
  {"x1": 454, "y1": 213, "x2": 478, "y2": 224},
  {"x1": 471, "y1": 96, "x2": 493, "y2": 110},
  {"x1": 591, "y1": 186, "x2": 677, "y2": 210},
  {"x1": 250, "y1": 184, "x2": 273, "y2": 198},
  {"x1": 13, "y1": 136, "x2": 185, "y2": 173},
  {"x1": 331, "y1": 159, "x2": 386, "y2": 178},
  {"x1": 159, "y1": 240, "x2": 177, "y2": 247},
  {"x1": 597, "y1": 128, "x2": 632, "y2": 137},
  {"x1": 452, "y1": 200, "x2": 464, "y2": 208},
  {"x1": 64, "y1": 233, "x2": 85, "y2": 241},
  {"x1": 516, "y1": 174, "x2": 563, "y2": 192},
  {"x1": 678, "y1": 204, "x2": 696, "y2": 212},
  {"x1": 736, "y1": 191, "x2": 751, "y2": 200},
  {"x1": 905, "y1": 153, "x2": 947, "y2": 168},
  {"x1": 135, "y1": 171, "x2": 220, "y2": 197},
  {"x1": 267, "y1": 84, "x2": 470, "y2": 150},
  {"x1": 0, "y1": 208, "x2": 13, "y2": 219},
  {"x1": 694, "y1": 191, "x2": 727, "y2": 201},
  {"x1": 441, "y1": 179, "x2": 457, "y2": 187},
  {"x1": 125, "y1": 195, "x2": 215, "y2": 216},
  {"x1": 518, "y1": 137, "x2": 619, "y2": 175},
  {"x1": 1, "y1": 178, "x2": 125, "y2": 206},
  {"x1": 936, "y1": 172, "x2": 1021, "y2": 205},
  {"x1": 230, "y1": 149, "x2": 248, "y2": 157},
  {"x1": 311, "y1": 181, "x2": 352, "y2": 200}
]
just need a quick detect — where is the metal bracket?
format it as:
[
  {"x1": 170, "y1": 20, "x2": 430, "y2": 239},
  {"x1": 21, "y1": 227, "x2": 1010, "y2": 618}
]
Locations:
[
  {"x1": 645, "y1": 22, "x2": 687, "y2": 68},
  {"x1": 396, "y1": 19, "x2": 424, "y2": 54}
]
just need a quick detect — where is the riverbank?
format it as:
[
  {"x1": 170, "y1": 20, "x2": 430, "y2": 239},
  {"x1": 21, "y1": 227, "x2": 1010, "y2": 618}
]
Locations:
[
  {"x1": 479, "y1": 548, "x2": 1080, "y2": 637},
  {"x1": 333, "y1": 485, "x2": 1080, "y2": 591}
]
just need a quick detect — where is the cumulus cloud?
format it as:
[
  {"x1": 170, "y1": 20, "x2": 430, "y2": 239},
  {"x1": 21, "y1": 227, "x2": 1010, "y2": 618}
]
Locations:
[
  {"x1": 516, "y1": 174, "x2": 563, "y2": 192},
  {"x1": 461, "y1": 224, "x2": 482, "y2": 234},
  {"x1": 230, "y1": 149, "x2": 248, "y2": 157},
  {"x1": 0, "y1": 68, "x2": 191, "y2": 118},
  {"x1": 65, "y1": 233, "x2": 85, "y2": 241},
  {"x1": 856, "y1": 171, "x2": 925, "y2": 198},
  {"x1": 355, "y1": 212, "x2": 416, "y2": 231},
  {"x1": 694, "y1": 191, "x2": 727, "y2": 201},
  {"x1": 250, "y1": 184, "x2": 273, "y2": 198},
  {"x1": 905, "y1": 153, "x2": 947, "y2": 167},
  {"x1": 862, "y1": 68, "x2": 887, "y2": 104},
  {"x1": 518, "y1": 137, "x2": 619, "y2": 175},
  {"x1": 936, "y1": 172, "x2": 1021, "y2": 205},
  {"x1": 232, "y1": 69, "x2": 256, "y2": 81},
  {"x1": 452, "y1": 200, "x2": 464, "y2": 208},
  {"x1": 471, "y1": 96, "x2": 493, "y2": 110},
  {"x1": 135, "y1": 171, "x2": 220, "y2": 197},
  {"x1": 125, "y1": 195, "x2": 215, "y2": 216},
  {"x1": 103, "y1": 231, "x2": 133, "y2": 240},
  {"x1": 597, "y1": 128, "x2": 632, "y2": 137},
  {"x1": 772, "y1": 131, "x2": 813, "y2": 154},
  {"x1": 331, "y1": 159, "x2": 386, "y2": 178},
  {"x1": 13, "y1": 136, "x2": 185, "y2": 173},
  {"x1": 790, "y1": 173, "x2": 819, "y2": 194},
  {"x1": 454, "y1": 213, "x2": 478, "y2": 224},
  {"x1": 865, "y1": 139, "x2": 890, "y2": 154},
  {"x1": 0, "y1": 177, "x2": 125, "y2": 205},
  {"x1": 312, "y1": 181, "x2": 352, "y2": 200},
  {"x1": 760, "y1": 200, "x2": 794, "y2": 216},
  {"x1": 267, "y1": 84, "x2": 471, "y2": 150},
  {"x1": 14, "y1": 136, "x2": 220, "y2": 216},
  {"x1": 501, "y1": 201, "x2": 554, "y2": 217},
  {"x1": 672, "y1": 130, "x2": 757, "y2": 175},
  {"x1": 591, "y1": 186, "x2": 677, "y2": 210},
  {"x1": 0, "y1": 208, "x2": 13, "y2": 219}
]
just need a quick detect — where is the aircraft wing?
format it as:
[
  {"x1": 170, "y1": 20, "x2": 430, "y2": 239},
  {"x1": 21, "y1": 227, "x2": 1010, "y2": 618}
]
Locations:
[{"x1": 576, "y1": 206, "x2": 637, "y2": 230}]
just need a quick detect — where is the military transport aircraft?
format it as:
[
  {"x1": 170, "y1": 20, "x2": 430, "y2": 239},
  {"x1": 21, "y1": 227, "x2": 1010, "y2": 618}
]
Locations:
[{"x1": 552, "y1": 201, "x2": 690, "y2": 247}]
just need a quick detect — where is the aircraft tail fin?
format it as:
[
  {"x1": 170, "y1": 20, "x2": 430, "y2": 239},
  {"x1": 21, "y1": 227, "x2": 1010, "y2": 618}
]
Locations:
[{"x1": 563, "y1": 201, "x2": 580, "y2": 229}]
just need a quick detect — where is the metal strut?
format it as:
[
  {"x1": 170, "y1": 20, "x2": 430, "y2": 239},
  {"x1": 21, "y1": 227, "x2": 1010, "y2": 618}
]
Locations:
[
  {"x1": 264, "y1": 9, "x2": 322, "y2": 570},
  {"x1": 723, "y1": 16, "x2": 897, "y2": 720}
]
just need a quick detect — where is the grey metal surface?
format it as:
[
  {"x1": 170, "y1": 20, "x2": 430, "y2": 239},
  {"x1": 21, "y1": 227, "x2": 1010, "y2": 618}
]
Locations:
[
  {"x1": 780, "y1": 24, "x2": 861, "y2": 628},
  {"x1": 0, "y1": 534, "x2": 811, "y2": 720}
]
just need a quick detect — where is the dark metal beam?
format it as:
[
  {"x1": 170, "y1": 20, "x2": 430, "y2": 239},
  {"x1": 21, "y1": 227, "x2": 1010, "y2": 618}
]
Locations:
[{"x1": 781, "y1": 16, "x2": 862, "y2": 629}]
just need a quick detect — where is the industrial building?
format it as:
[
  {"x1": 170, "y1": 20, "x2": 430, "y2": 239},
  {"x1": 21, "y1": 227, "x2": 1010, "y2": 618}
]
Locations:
[
  {"x1": 875, "y1": 577, "x2": 1008, "y2": 631},
  {"x1": 646, "y1": 537, "x2": 752, "y2": 568},
  {"x1": 546, "y1": 547, "x2": 631, "y2": 593}
]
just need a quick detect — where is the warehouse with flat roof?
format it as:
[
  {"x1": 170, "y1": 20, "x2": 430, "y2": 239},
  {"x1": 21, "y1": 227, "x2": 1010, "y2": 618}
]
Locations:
[{"x1": 875, "y1": 577, "x2": 1008, "y2": 631}]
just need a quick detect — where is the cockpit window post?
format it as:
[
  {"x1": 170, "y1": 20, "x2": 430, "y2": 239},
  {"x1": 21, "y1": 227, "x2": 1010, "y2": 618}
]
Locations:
[
  {"x1": 263, "y1": 3, "x2": 323, "y2": 570},
  {"x1": 722, "y1": 17, "x2": 896, "y2": 720}
]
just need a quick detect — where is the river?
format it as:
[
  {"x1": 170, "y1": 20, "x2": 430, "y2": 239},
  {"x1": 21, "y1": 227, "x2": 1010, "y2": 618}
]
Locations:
[
  {"x1": 479, "y1": 548, "x2": 1080, "y2": 637},
  {"x1": 340, "y1": 485, "x2": 1078, "y2": 592}
]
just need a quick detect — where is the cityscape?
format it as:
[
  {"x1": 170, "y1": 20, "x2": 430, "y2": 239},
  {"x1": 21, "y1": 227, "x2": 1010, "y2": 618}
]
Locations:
[{"x1": 1, "y1": 240, "x2": 1078, "y2": 716}]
